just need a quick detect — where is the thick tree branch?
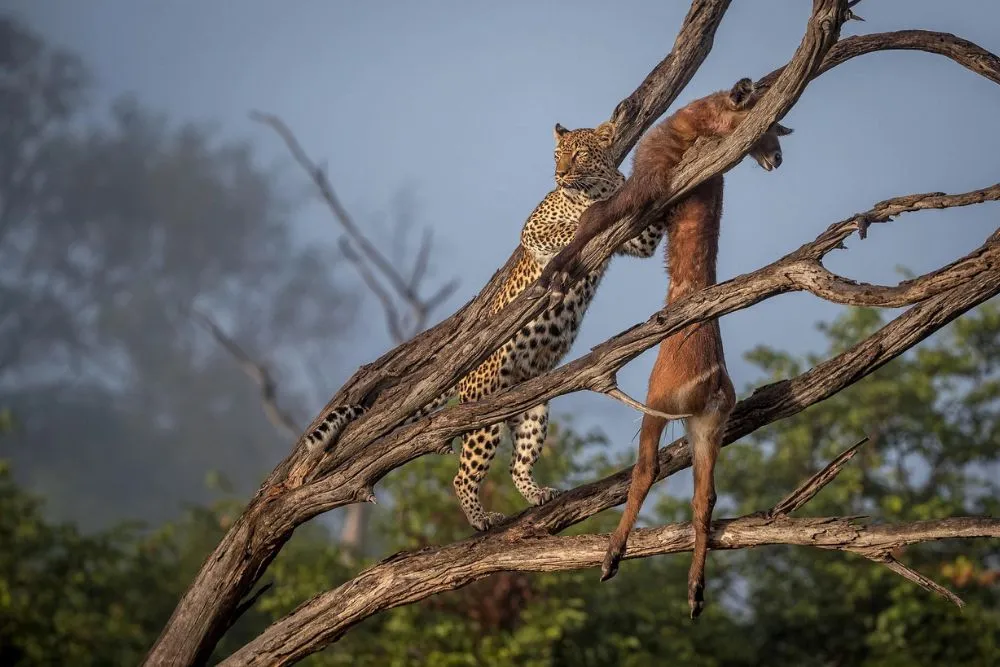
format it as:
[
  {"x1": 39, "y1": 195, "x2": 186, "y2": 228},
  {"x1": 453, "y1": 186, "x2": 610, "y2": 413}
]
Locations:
[
  {"x1": 607, "y1": 0, "x2": 733, "y2": 162},
  {"x1": 222, "y1": 437, "x2": 996, "y2": 665},
  {"x1": 278, "y1": 0, "x2": 739, "y2": 456},
  {"x1": 144, "y1": 7, "x2": 736, "y2": 658},
  {"x1": 224, "y1": 516, "x2": 1000, "y2": 666},
  {"x1": 298, "y1": 184, "x2": 999, "y2": 513},
  {"x1": 287, "y1": 0, "x2": 847, "y2": 501},
  {"x1": 762, "y1": 29, "x2": 1000, "y2": 88},
  {"x1": 547, "y1": 0, "x2": 847, "y2": 288}
]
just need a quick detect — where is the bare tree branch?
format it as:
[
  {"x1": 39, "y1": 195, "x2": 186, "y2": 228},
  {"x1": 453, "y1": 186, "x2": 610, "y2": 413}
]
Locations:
[
  {"x1": 338, "y1": 238, "x2": 407, "y2": 344},
  {"x1": 607, "y1": 0, "x2": 734, "y2": 161},
  {"x1": 250, "y1": 111, "x2": 458, "y2": 341},
  {"x1": 200, "y1": 106, "x2": 464, "y2": 564},
  {"x1": 303, "y1": 184, "x2": 999, "y2": 498},
  {"x1": 296, "y1": 0, "x2": 847, "y2": 468},
  {"x1": 769, "y1": 436, "x2": 870, "y2": 517},
  {"x1": 144, "y1": 6, "x2": 1000, "y2": 664},
  {"x1": 224, "y1": 515, "x2": 999, "y2": 666},
  {"x1": 142, "y1": 3, "x2": 736, "y2": 657},
  {"x1": 220, "y1": 199, "x2": 1000, "y2": 662},
  {"x1": 191, "y1": 309, "x2": 298, "y2": 437},
  {"x1": 220, "y1": 438, "x2": 995, "y2": 665}
]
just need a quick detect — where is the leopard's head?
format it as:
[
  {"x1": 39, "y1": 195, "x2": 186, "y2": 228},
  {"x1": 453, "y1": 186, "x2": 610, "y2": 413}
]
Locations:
[{"x1": 552, "y1": 121, "x2": 621, "y2": 197}]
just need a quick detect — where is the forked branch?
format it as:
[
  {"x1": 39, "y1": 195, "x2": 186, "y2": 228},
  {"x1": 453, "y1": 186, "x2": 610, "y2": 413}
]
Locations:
[{"x1": 251, "y1": 111, "x2": 459, "y2": 342}]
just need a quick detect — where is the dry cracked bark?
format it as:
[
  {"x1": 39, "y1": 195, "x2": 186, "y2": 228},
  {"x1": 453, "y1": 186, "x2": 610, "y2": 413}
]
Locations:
[
  {"x1": 221, "y1": 436, "x2": 999, "y2": 665},
  {"x1": 145, "y1": 1, "x2": 1000, "y2": 664},
  {"x1": 224, "y1": 513, "x2": 1000, "y2": 666}
]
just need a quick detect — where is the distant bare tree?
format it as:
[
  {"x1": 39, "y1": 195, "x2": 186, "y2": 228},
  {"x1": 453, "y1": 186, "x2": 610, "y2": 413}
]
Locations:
[
  {"x1": 195, "y1": 113, "x2": 459, "y2": 556},
  {"x1": 0, "y1": 16, "x2": 354, "y2": 525}
]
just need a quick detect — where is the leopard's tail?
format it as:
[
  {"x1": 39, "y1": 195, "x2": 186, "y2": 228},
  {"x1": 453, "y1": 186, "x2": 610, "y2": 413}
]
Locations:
[{"x1": 403, "y1": 386, "x2": 458, "y2": 425}]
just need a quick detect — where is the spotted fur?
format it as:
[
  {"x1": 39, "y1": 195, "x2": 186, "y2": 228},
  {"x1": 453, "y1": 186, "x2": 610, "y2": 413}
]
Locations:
[
  {"x1": 300, "y1": 122, "x2": 666, "y2": 530},
  {"x1": 303, "y1": 404, "x2": 368, "y2": 450},
  {"x1": 445, "y1": 120, "x2": 668, "y2": 531}
]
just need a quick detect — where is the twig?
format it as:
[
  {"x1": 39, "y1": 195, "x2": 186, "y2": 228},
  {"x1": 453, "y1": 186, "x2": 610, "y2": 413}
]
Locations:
[
  {"x1": 409, "y1": 228, "x2": 434, "y2": 292},
  {"x1": 876, "y1": 556, "x2": 965, "y2": 608},
  {"x1": 191, "y1": 309, "x2": 298, "y2": 437},
  {"x1": 228, "y1": 582, "x2": 275, "y2": 633},
  {"x1": 339, "y1": 239, "x2": 406, "y2": 343},
  {"x1": 770, "y1": 436, "x2": 869, "y2": 517}
]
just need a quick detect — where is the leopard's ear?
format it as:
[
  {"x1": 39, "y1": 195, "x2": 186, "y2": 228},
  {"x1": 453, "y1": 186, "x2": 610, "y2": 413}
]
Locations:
[
  {"x1": 554, "y1": 123, "x2": 570, "y2": 142},
  {"x1": 593, "y1": 121, "x2": 615, "y2": 146}
]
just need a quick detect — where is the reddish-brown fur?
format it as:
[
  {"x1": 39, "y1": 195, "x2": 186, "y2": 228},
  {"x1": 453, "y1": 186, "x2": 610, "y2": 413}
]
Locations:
[
  {"x1": 540, "y1": 78, "x2": 792, "y2": 618},
  {"x1": 622, "y1": 176, "x2": 732, "y2": 620},
  {"x1": 539, "y1": 78, "x2": 789, "y2": 287}
]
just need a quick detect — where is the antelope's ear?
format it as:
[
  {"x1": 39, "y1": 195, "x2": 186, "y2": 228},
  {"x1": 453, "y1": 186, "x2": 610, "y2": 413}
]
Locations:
[
  {"x1": 729, "y1": 77, "x2": 755, "y2": 108},
  {"x1": 771, "y1": 122, "x2": 794, "y2": 136},
  {"x1": 554, "y1": 123, "x2": 570, "y2": 142},
  {"x1": 593, "y1": 120, "x2": 615, "y2": 146}
]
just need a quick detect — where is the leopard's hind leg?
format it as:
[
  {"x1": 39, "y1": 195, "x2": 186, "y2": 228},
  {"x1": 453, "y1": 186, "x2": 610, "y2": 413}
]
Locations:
[{"x1": 507, "y1": 403, "x2": 558, "y2": 506}]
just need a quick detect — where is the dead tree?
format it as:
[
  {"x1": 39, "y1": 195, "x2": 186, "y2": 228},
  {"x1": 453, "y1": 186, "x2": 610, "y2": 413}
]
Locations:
[
  {"x1": 145, "y1": 2, "x2": 1000, "y2": 665},
  {"x1": 193, "y1": 114, "x2": 459, "y2": 556}
]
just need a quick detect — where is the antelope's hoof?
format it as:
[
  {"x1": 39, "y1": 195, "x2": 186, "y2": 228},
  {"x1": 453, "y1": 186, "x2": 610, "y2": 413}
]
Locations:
[
  {"x1": 688, "y1": 581, "x2": 706, "y2": 619},
  {"x1": 600, "y1": 548, "x2": 622, "y2": 582},
  {"x1": 538, "y1": 266, "x2": 569, "y2": 295}
]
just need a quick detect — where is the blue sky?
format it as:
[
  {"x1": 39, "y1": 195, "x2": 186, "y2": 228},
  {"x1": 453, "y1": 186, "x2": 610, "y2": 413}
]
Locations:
[{"x1": 10, "y1": 1, "x2": 1000, "y2": 482}]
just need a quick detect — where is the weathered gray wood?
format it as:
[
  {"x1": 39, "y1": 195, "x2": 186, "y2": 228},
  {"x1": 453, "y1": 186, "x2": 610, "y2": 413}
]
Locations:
[
  {"x1": 230, "y1": 193, "x2": 1000, "y2": 665},
  {"x1": 224, "y1": 513, "x2": 1000, "y2": 666}
]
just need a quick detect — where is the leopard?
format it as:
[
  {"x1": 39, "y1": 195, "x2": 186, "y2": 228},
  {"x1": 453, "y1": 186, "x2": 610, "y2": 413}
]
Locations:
[
  {"x1": 431, "y1": 120, "x2": 670, "y2": 531},
  {"x1": 306, "y1": 95, "x2": 787, "y2": 533}
]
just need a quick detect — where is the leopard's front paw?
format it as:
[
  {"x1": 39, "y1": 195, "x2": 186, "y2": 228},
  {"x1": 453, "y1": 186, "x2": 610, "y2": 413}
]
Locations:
[
  {"x1": 471, "y1": 511, "x2": 508, "y2": 532},
  {"x1": 528, "y1": 486, "x2": 560, "y2": 506}
]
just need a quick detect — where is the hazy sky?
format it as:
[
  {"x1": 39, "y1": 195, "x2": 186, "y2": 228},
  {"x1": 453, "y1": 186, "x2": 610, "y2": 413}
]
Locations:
[{"x1": 9, "y1": 1, "x2": 1000, "y2": 479}]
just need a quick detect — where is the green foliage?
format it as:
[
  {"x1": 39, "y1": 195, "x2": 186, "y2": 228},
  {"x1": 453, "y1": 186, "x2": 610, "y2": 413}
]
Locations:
[
  {"x1": 723, "y1": 303, "x2": 1000, "y2": 667},
  {"x1": 0, "y1": 461, "x2": 167, "y2": 664},
  {"x1": 2, "y1": 303, "x2": 999, "y2": 665}
]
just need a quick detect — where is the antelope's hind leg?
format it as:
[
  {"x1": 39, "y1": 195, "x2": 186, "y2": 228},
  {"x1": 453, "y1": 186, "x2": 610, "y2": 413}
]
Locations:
[
  {"x1": 685, "y1": 403, "x2": 729, "y2": 618},
  {"x1": 602, "y1": 412, "x2": 668, "y2": 581}
]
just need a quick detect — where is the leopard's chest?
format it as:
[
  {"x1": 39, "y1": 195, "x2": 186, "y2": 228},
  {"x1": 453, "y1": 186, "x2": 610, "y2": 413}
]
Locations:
[
  {"x1": 504, "y1": 186, "x2": 616, "y2": 377},
  {"x1": 509, "y1": 270, "x2": 604, "y2": 377}
]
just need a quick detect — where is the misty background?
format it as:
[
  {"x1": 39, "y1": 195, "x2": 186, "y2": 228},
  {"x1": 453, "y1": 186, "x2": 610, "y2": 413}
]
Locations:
[{"x1": 3, "y1": 0, "x2": 998, "y2": 532}]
